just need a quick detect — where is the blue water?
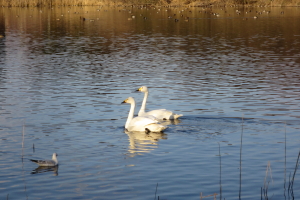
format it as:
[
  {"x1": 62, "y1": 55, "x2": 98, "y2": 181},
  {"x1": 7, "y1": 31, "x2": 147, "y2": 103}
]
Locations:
[{"x1": 0, "y1": 6, "x2": 299, "y2": 200}]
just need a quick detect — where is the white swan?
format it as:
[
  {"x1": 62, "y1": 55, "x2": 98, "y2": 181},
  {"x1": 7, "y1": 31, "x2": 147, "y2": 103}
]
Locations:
[
  {"x1": 136, "y1": 86, "x2": 183, "y2": 120},
  {"x1": 122, "y1": 97, "x2": 167, "y2": 132}
]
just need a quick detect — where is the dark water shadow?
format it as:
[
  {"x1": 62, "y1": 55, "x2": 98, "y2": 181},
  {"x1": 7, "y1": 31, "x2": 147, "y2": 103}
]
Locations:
[{"x1": 31, "y1": 166, "x2": 59, "y2": 176}]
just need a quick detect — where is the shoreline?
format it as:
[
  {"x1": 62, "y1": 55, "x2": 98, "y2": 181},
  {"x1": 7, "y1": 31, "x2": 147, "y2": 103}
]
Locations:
[{"x1": 0, "y1": 0, "x2": 300, "y2": 7}]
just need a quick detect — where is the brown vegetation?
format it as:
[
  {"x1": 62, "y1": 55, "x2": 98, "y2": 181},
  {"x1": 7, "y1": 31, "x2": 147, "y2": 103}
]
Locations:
[{"x1": 0, "y1": 0, "x2": 299, "y2": 7}]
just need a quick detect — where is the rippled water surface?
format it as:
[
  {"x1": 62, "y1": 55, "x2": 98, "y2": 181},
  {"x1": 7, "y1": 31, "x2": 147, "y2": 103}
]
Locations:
[{"x1": 0, "y1": 6, "x2": 300, "y2": 200}]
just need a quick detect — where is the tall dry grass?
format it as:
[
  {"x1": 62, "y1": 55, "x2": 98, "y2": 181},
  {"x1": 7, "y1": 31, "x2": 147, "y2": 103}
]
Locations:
[{"x1": 0, "y1": 0, "x2": 299, "y2": 6}]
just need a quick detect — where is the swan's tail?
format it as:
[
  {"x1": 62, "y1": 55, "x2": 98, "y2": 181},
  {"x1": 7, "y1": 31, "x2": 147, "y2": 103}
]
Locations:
[
  {"x1": 173, "y1": 114, "x2": 183, "y2": 119},
  {"x1": 145, "y1": 123, "x2": 167, "y2": 132}
]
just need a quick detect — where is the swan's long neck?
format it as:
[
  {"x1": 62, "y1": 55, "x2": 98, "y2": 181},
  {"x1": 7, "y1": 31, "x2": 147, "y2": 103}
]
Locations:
[
  {"x1": 126, "y1": 100, "x2": 136, "y2": 129},
  {"x1": 138, "y1": 91, "x2": 148, "y2": 116}
]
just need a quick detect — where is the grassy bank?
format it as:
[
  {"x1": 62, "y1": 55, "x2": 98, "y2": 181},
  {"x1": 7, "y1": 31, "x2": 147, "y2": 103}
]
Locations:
[{"x1": 0, "y1": 0, "x2": 300, "y2": 7}]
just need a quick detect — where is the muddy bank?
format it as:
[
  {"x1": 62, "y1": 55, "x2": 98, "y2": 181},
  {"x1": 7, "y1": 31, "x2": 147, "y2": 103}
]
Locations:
[{"x1": 0, "y1": 0, "x2": 300, "y2": 7}]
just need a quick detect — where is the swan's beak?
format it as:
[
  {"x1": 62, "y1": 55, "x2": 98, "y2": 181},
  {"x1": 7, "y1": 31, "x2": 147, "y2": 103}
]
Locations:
[
  {"x1": 121, "y1": 100, "x2": 127, "y2": 104},
  {"x1": 136, "y1": 87, "x2": 142, "y2": 92}
]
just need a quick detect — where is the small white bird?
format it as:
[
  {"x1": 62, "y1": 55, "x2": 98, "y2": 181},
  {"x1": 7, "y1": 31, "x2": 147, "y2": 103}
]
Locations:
[
  {"x1": 30, "y1": 153, "x2": 58, "y2": 166},
  {"x1": 136, "y1": 86, "x2": 183, "y2": 120}
]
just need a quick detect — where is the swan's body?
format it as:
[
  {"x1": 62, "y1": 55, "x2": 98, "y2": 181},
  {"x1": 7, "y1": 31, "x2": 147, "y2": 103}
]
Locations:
[
  {"x1": 137, "y1": 86, "x2": 183, "y2": 120},
  {"x1": 30, "y1": 153, "x2": 58, "y2": 167},
  {"x1": 122, "y1": 97, "x2": 167, "y2": 132}
]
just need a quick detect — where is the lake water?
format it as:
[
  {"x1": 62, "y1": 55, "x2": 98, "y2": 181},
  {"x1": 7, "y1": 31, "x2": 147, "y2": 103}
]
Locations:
[{"x1": 0, "y1": 5, "x2": 300, "y2": 200}]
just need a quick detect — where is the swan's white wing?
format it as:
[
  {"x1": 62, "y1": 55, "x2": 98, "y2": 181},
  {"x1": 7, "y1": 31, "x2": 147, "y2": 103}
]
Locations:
[
  {"x1": 129, "y1": 116, "x2": 157, "y2": 127},
  {"x1": 142, "y1": 114, "x2": 159, "y2": 122},
  {"x1": 144, "y1": 109, "x2": 182, "y2": 120},
  {"x1": 128, "y1": 116, "x2": 167, "y2": 132}
]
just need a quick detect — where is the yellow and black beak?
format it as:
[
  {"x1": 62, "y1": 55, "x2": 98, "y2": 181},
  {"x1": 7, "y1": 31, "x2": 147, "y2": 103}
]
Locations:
[
  {"x1": 136, "y1": 87, "x2": 142, "y2": 92},
  {"x1": 121, "y1": 99, "x2": 127, "y2": 104}
]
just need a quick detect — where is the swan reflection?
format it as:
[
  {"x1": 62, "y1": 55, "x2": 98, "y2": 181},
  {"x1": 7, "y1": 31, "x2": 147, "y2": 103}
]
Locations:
[
  {"x1": 125, "y1": 130, "x2": 167, "y2": 156},
  {"x1": 31, "y1": 165, "x2": 59, "y2": 176},
  {"x1": 159, "y1": 119, "x2": 182, "y2": 126}
]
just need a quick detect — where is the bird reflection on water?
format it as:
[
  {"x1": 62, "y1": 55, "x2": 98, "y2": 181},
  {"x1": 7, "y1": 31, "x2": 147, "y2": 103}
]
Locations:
[
  {"x1": 124, "y1": 119, "x2": 181, "y2": 156},
  {"x1": 31, "y1": 165, "x2": 59, "y2": 176},
  {"x1": 159, "y1": 118, "x2": 182, "y2": 126},
  {"x1": 125, "y1": 130, "x2": 167, "y2": 156}
]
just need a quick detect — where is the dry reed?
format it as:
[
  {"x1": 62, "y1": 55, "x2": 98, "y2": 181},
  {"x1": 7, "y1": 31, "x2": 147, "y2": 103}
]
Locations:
[
  {"x1": 218, "y1": 143, "x2": 222, "y2": 200},
  {"x1": 22, "y1": 121, "x2": 25, "y2": 158},
  {"x1": 239, "y1": 114, "x2": 244, "y2": 199},
  {"x1": 261, "y1": 161, "x2": 273, "y2": 199},
  {"x1": 288, "y1": 150, "x2": 300, "y2": 196},
  {"x1": 154, "y1": 183, "x2": 158, "y2": 200}
]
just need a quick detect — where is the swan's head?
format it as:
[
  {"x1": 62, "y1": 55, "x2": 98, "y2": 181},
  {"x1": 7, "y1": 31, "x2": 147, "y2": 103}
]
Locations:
[
  {"x1": 136, "y1": 86, "x2": 148, "y2": 93},
  {"x1": 122, "y1": 97, "x2": 135, "y2": 104}
]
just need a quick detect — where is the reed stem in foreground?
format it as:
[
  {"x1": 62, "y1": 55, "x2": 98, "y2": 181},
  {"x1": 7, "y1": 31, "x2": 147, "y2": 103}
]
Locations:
[
  {"x1": 154, "y1": 183, "x2": 158, "y2": 200},
  {"x1": 218, "y1": 143, "x2": 222, "y2": 200},
  {"x1": 239, "y1": 114, "x2": 244, "y2": 200},
  {"x1": 22, "y1": 121, "x2": 25, "y2": 158},
  {"x1": 289, "y1": 151, "x2": 300, "y2": 191}
]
